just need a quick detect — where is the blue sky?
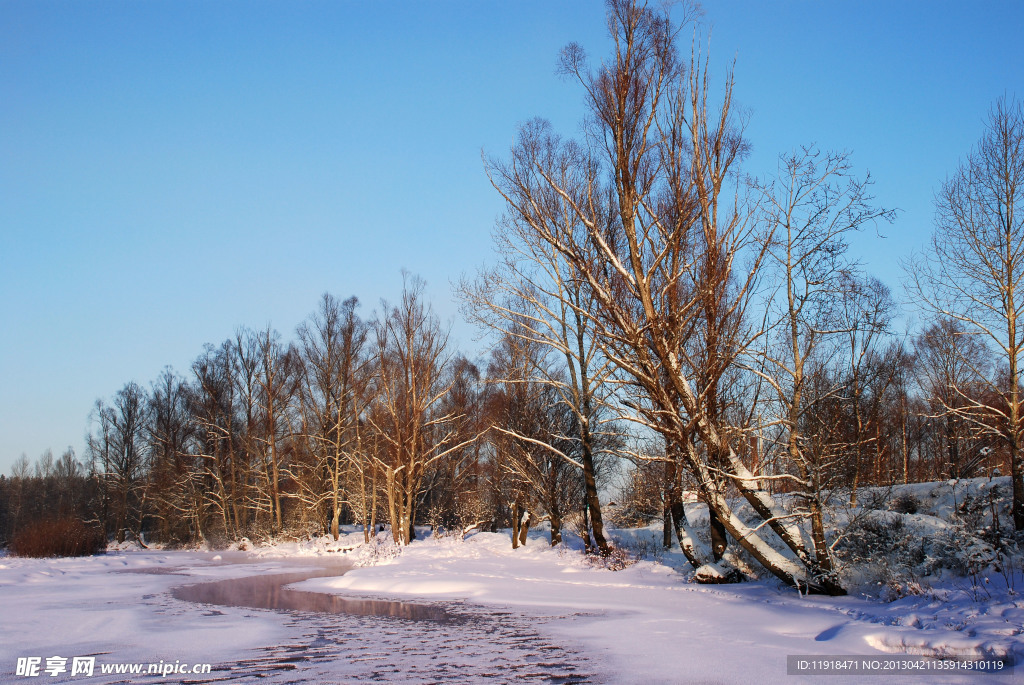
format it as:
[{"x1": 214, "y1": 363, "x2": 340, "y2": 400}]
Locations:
[{"x1": 1, "y1": 1, "x2": 1021, "y2": 475}]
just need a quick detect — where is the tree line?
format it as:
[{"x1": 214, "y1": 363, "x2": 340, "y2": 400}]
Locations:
[
  {"x1": 0, "y1": 277, "x2": 618, "y2": 555},
  {"x1": 2, "y1": 1, "x2": 1022, "y2": 597}
]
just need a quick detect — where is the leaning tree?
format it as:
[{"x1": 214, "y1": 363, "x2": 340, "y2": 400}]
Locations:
[{"x1": 487, "y1": 0, "x2": 850, "y2": 593}]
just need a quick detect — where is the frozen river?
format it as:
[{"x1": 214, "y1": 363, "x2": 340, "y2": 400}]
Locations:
[
  {"x1": 0, "y1": 551, "x2": 595, "y2": 684},
  {"x1": 3, "y1": 535, "x2": 1019, "y2": 684},
  {"x1": 166, "y1": 557, "x2": 593, "y2": 683}
]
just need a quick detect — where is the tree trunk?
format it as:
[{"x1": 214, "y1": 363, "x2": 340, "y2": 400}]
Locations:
[
  {"x1": 662, "y1": 503, "x2": 672, "y2": 550},
  {"x1": 808, "y1": 495, "x2": 843, "y2": 594},
  {"x1": 850, "y1": 371, "x2": 865, "y2": 507},
  {"x1": 511, "y1": 500, "x2": 520, "y2": 550},
  {"x1": 386, "y1": 468, "x2": 400, "y2": 544},
  {"x1": 550, "y1": 509, "x2": 562, "y2": 546},
  {"x1": 331, "y1": 478, "x2": 341, "y2": 541},
  {"x1": 369, "y1": 461, "x2": 378, "y2": 542},
  {"x1": 902, "y1": 396, "x2": 909, "y2": 485},
  {"x1": 405, "y1": 467, "x2": 417, "y2": 543},
  {"x1": 708, "y1": 506, "x2": 728, "y2": 562},
  {"x1": 1007, "y1": 215, "x2": 1024, "y2": 531},
  {"x1": 581, "y1": 496, "x2": 593, "y2": 554},
  {"x1": 665, "y1": 459, "x2": 711, "y2": 570},
  {"x1": 1010, "y1": 319, "x2": 1024, "y2": 531},
  {"x1": 579, "y1": 406, "x2": 610, "y2": 557}
]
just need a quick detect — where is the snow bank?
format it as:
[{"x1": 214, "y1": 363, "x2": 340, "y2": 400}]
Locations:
[
  {"x1": 244, "y1": 528, "x2": 367, "y2": 558},
  {"x1": 295, "y1": 530, "x2": 1021, "y2": 684}
]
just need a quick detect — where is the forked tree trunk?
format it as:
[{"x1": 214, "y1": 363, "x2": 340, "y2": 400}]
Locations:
[
  {"x1": 669, "y1": 497, "x2": 710, "y2": 570},
  {"x1": 664, "y1": 445, "x2": 713, "y2": 571}
]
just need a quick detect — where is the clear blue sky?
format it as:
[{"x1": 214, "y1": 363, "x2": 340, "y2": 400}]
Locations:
[{"x1": 1, "y1": 1, "x2": 1021, "y2": 475}]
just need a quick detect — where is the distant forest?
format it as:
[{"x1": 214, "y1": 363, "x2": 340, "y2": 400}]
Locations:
[{"x1": 3, "y1": 1, "x2": 1022, "y2": 597}]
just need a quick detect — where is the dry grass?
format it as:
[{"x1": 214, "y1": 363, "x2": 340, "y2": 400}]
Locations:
[{"x1": 9, "y1": 518, "x2": 106, "y2": 558}]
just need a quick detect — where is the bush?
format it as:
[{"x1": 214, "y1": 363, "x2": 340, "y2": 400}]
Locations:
[
  {"x1": 9, "y1": 518, "x2": 106, "y2": 558},
  {"x1": 889, "y1": 493, "x2": 921, "y2": 515},
  {"x1": 621, "y1": 535, "x2": 664, "y2": 563},
  {"x1": 583, "y1": 545, "x2": 636, "y2": 571},
  {"x1": 837, "y1": 514, "x2": 922, "y2": 566},
  {"x1": 835, "y1": 509, "x2": 1005, "y2": 598},
  {"x1": 353, "y1": 533, "x2": 403, "y2": 567}
]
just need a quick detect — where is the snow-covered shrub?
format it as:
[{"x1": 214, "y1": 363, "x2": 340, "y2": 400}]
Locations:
[
  {"x1": 352, "y1": 534, "x2": 403, "y2": 567},
  {"x1": 954, "y1": 491, "x2": 991, "y2": 534},
  {"x1": 926, "y1": 526, "x2": 997, "y2": 577},
  {"x1": 860, "y1": 488, "x2": 893, "y2": 511},
  {"x1": 836, "y1": 514, "x2": 930, "y2": 597},
  {"x1": 430, "y1": 525, "x2": 460, "y2": 540},
  {"x1": 889, "y1": 493, "x2": 921, "y2": 515},
  {"x1": 993, "y1": 547, "x2": 1022, "y2": 595},
  {"x1": 621, "y1": 535, "x2": 665, "y2": 563},
  {"x1": 835, "y1": 504, "x2": 1006, "y2": 599},
  {"x1": 584, "y1": 545, "x2": 636, "y2": 571},
  {"x1": 949, "y1": 483, "x2": 1021, "y2": 555},
  {"x1": 430, "y1": 525, "x2": 476, "y2": 548},
  {"x1": 9, "y1": 518, "x2": 106, "y2": 558}
]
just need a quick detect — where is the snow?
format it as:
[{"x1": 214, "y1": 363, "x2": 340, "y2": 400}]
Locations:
[
  {"x1": 1, "y1": 480, "x2": 1022, "y2": 683},
  {"x1": 297, "y1": 530, "x2": 1022, "y2": 684},
  {"x1": 0, "y1": 552, "x2": 310, "y2": 672}
]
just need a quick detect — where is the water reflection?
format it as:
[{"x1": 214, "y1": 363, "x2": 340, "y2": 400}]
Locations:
[
  {"x1": 171, "y1": 568, "x2": 452, "y2": 622},
  {"x1": 117, "y1": 566, "x2": 189, "y2": 575}
]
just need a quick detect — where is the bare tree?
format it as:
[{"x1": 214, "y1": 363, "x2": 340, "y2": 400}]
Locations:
[
  {"x1": 188, "y1": 341, "x2": 247, "y2": 540},
  {"x1": 368, "y1": 275, "x2": 480, "y2": 545},
  {"x1": 233, "y1": 331, "x2": 265, "y2": 533},
  {"x1": 913, "y1": 318, "x2": 994, "y2": 478},
  {"x1": 486, "y1": 331, "x2": 585, "y2": 547},
  {"x1": 296, "y1": 294, "x2": 372, "y2": 540},
  {"x1": 253, "y1": 326, "x2": 300, "y2": 534},
  {"x1": 839, "y1": 276, "x2": 897, "y2": 506},
  {"x1": 148, "y1": 367, "x2": 199, "y2": 543},
  {"x1": 906, "y1": 96, "x2": 1024, "y2": 530},
  {"x1": 465, "y1": 143, "x2": 618, "y2": 554},
  {"x1": 753, "y1": 148, "x2": 893, "y2": 589},
  {"x1": 857, "y1": 341, "x2": 912, "y2": 487},
  {"x1": 417, "y1": 355, "x2": 487, "y2": 535},
  {"x1": 1, "y1": 457, "x2": 31, "y2": 541},
  {"x1": 88, "y1": 382, "x2": 151, "y2": 543},
  {"x1": 487, "y1": 0, "x2": 847, "y2": 592}
]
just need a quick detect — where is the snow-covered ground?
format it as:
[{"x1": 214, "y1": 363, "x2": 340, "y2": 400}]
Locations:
[
  {"x1": 0, "y1": 544, "x2": 598, "y2": 684},
  {"x1": 0, "y1": 550, "x2": 315, "y2": 681},
  {"x1": 1, "y1": 533, "x2": 1017, "y2": 683},
  {"x1": 1, "y1": 478, "x2": 1022, "y2": 684},
  {"x1": 302, "y1": 530, "x2": 1022, "y2": 684}
]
